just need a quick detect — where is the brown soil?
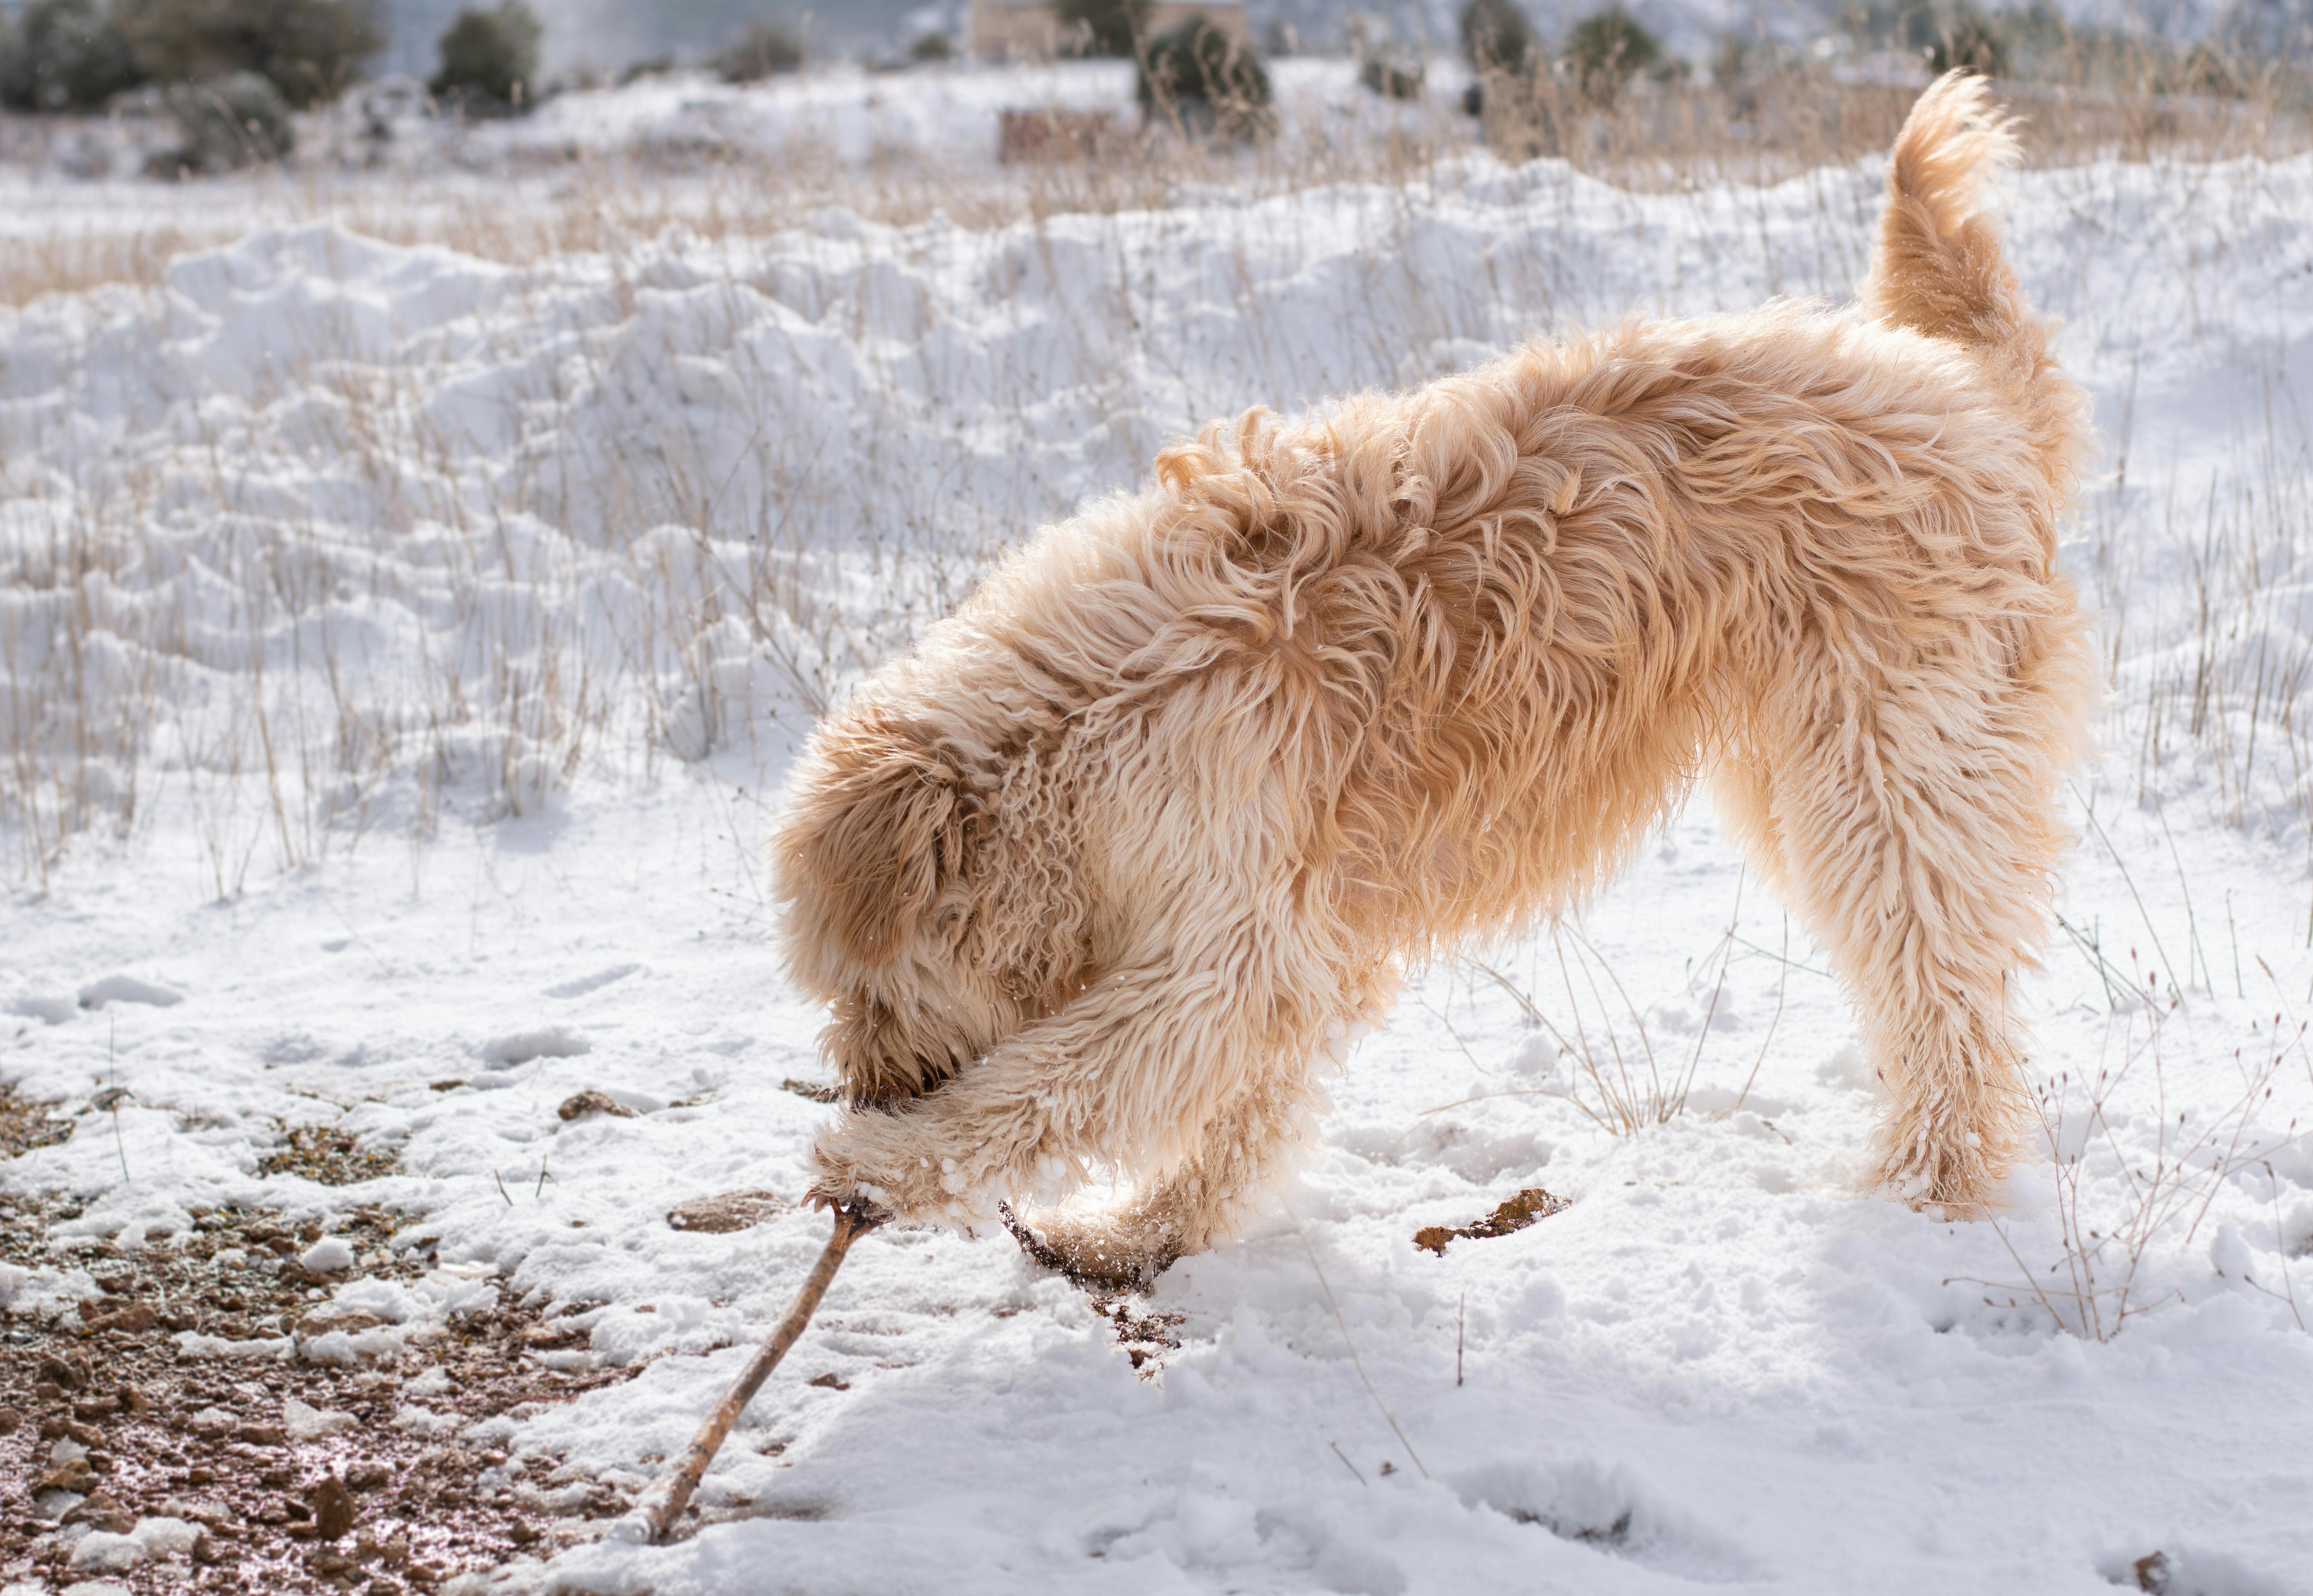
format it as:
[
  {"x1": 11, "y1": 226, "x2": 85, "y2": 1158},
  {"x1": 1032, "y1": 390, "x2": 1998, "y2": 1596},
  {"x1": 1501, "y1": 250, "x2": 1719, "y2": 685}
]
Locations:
[
  {"x1": 0, "y1": 1082, "x2": 75, "y2": 1159},
  {"x1": 1413, "y1": 1186, "x2": 1573, "y2": 1257},
  {"x1": 0, "y1": 1184, "x2": 646, "y2": 1592}
]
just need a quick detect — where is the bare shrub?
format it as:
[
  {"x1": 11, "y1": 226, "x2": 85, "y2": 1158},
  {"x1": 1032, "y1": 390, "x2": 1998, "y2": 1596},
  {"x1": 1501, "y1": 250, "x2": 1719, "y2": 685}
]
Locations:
[
  {"x1": 430, "y1": 0, "x2": 539, "y2": 116},
  {"x1": 1957, "y1": 965, "x2": 2308, "y2": 1340},
  {"x1": 717, "y1": 22, "x2": 803, "y2": 84},
  {"x1": 0, "y1": 0, "x2": 143, "y2": 112}
]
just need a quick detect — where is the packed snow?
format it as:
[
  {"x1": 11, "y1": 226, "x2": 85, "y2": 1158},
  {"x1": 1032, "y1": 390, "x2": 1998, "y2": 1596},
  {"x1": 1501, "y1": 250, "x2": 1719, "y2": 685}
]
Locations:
[{"x1": 3, "y1": 87, "x2": 2313, "y2": 1596}]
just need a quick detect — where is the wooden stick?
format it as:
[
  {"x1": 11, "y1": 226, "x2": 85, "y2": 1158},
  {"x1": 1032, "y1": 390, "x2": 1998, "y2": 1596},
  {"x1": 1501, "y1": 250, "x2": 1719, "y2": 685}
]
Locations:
[{"x1": 641, "y1": 1201, "x2": 880, "y2": 1542}]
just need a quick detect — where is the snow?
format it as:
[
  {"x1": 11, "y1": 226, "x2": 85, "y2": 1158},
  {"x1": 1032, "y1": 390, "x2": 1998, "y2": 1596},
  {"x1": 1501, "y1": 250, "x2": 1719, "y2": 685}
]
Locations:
[
  {"x1": 4, "y1": 77, "x2": 2313, "y2": 1596},
  {"x1": 297, "y1": 1234, "x2": 357, "y2": 1273}
]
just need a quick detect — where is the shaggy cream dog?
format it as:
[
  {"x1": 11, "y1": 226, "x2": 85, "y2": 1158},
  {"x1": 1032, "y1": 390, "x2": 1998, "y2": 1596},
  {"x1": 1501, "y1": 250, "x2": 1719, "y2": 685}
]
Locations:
[{"x1": 772, "y1": 73, "x2": 2096, "y2": 1284}]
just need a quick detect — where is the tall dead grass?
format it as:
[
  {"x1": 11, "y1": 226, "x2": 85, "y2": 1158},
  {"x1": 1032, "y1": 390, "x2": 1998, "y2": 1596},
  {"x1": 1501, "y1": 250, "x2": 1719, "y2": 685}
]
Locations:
[
  {"x1": 1, "y1": 58, "x2": 2310, "y2": 891},
  {"x1": 1, "y1": 43, "x2": 2307, "y2": 308}
]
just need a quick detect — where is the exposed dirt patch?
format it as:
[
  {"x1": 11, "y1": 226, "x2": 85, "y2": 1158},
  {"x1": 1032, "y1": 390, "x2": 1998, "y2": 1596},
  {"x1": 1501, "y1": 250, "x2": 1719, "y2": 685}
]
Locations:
[
  {"x1": 1413, "y1": 1187, "x2": 1573, "y2": 1256},
  {"x1": 554, "y1": 1092, "x2": 635, "y2": 1123},
  {"x1": 665, "y1": 1190, "x2": 789, "y2": 1235},
  {"x1": 254, "y1": 1124, "x2": 404, "y2": 1187},
  {"x1": 0, "y1": 1082, "x2": 74, "y2": 1160},
  {"x1": 0, "y1": 1193, "x2": 649, "y2": 1593}
]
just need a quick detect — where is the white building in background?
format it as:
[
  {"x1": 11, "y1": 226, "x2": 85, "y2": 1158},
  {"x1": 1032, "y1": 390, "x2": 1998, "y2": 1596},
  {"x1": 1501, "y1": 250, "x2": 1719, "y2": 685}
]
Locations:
[{"x1": 967, "y1": 0, "x2": 1255, "y2": 61}]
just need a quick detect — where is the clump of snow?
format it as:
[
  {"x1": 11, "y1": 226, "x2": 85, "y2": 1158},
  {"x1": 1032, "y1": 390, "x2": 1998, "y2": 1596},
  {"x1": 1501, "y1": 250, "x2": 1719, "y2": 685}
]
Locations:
[
  {"x1": 74, "y1": 976, "x2": 182, "y2": 1010},
  {"x1": 394, "y1": 1404, "x2": 460, "y2": 1438},
  {"x1": 129, "y1": 1517, "x2": 200, "y2": 1559},
  {"x1": 68, "y1": 1532, "x2": 143, "y2": 1571},
  {"x1": 482, "y1": 1028, "x2": 594, "y2": 1068},
  {"x1": 282, "y1": 1398, "x2": 356, "y2": 1439},
  {"x1": 0, "y1": 1264, "x2": 99, "y2": 1317},
  {"x1": 298, "y1": 1236, "x2": 356, "y2": 1273}
]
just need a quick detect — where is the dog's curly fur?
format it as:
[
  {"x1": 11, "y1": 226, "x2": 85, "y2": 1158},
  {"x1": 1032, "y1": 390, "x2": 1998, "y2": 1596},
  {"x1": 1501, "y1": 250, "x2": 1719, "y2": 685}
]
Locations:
[{"x1": 771, "y1": 75, "x2": 2098, "y2": 1284}]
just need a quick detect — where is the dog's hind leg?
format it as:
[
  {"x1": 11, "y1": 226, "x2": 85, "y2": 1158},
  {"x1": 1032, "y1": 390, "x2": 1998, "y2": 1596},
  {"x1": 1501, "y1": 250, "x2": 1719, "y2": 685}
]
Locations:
[
  {"x1": 1728, "y1": 604, "x2": 2089, "y2": 1213},
  {"x1": 1007, "y1": 1000, "x2": 1384, "y2": 1289}
]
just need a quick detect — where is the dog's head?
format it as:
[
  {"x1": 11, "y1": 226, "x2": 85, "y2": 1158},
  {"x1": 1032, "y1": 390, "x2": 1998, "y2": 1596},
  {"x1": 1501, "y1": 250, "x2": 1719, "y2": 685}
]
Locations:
[{"x1": 771, "y1": 709, "x2": 1084, "y2": 1106}]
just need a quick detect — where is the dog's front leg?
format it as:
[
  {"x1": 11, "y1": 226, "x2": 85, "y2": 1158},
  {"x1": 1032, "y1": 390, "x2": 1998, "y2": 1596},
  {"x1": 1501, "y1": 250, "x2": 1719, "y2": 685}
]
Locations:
[{"x1": 807, "y1": 959, "x2": 1341, "y2": 1253}]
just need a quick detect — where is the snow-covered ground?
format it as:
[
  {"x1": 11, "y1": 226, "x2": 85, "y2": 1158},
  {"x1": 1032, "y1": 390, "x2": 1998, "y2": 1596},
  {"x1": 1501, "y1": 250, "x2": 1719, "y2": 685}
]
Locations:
[{"x1": 4, "y1": 89, "x2": 2313, "y2": 1596}]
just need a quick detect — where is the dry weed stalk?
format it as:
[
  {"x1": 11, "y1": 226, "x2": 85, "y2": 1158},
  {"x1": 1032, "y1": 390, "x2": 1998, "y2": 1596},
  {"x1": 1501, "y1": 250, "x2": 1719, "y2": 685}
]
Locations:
[
  {"x1": 1455, "y1": 891, "x2": 1755, "y2": 1137},
  {"x1": 1958, "y1": 965, "x2": 2308, "y2": 1341}
]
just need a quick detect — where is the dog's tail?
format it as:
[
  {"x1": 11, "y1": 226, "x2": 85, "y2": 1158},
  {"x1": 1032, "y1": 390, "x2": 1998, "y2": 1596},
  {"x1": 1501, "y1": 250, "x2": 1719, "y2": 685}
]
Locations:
[
  {"x1": 1866, "y1": 72, "x2": 2036, "y2": 360},
  {"x1": 1866, "y1": 71, "x2": 2083, "y2": 501}
]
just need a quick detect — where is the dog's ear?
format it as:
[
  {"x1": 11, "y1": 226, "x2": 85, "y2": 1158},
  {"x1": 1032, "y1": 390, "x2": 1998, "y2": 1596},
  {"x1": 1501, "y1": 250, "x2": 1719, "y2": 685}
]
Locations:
[{"x1": 785, "y1": 728, "x2": 984, "y2": 968}]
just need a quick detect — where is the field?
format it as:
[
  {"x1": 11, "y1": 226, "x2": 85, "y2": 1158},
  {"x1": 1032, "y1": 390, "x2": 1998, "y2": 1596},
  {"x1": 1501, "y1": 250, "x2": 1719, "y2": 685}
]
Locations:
[{"x1": 4, "y1": 58, "x2": 2313, "y2": 1596}]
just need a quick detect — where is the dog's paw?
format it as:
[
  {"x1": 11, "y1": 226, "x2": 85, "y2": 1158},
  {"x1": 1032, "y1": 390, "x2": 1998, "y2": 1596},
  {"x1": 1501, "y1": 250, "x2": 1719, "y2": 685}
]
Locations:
[
  {"x1": 809, "y1": 1113, "x2": 1017, "y2": 1228},
  {"x1": 1001, "y1": 1201, "x2": 1182, "y2": 1292},
  {"x1": 807, "y1": 1131, "x2": 939, "y2": 1223}
]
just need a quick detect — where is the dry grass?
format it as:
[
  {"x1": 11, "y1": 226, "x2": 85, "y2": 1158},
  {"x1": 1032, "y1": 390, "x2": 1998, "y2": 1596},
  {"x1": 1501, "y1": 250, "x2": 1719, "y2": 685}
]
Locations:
[
  {"x1": 1953, "y1": 960, "x2": 2308, "y2": 1340},
  {"x1": 0, "y1": 58, "x2": 2309, "y2": 890},
  {"x1": 0, "y1": 46, "x2": 2307, "y2": 308}
]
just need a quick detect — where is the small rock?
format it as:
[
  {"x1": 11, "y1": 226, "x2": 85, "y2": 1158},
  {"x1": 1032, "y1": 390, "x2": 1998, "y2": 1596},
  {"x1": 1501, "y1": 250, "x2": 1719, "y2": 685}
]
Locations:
[
  {"x1": 295, "y1": 1310, "x2": 385, "y2": 1338},
  {"x1": 62, "y1": 1492, "x2": 136, "y2": 1533},
  {"x1": 312, "y1": 1475, "x2": 357, "y2": 1540},
  {"x1": 83, "y1": 1303, "x2": 159, "y2": 1334},
  {"x1": 0, "y1": 1406, "x2": 19, "y2": 1434},
  {"x1": 806, "y1": 1373, "x2": 850, "y2": 1391},
  {"x1": 237, "y1": 1423, "x2": 287, "y2": 1447},
  {"x1": 666, "y1": 1189, "x2": 789, "y2": 1234},
  {"x1": 155, "y1": 1495, "x2": 229, "y2": 1525},
  {"x1": 37, "y1": 1355, "x2": 86, "y2": 1390},
  {"x1": 35, "y1": 1456, "x2": 97, "y2": 1494},
  {"x1": 556, "y1": 1090, "x2": 635, "y2": 1122},
  {"x1": 345, "y1": 1462, "x2": 391, "y2": 1491}
]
